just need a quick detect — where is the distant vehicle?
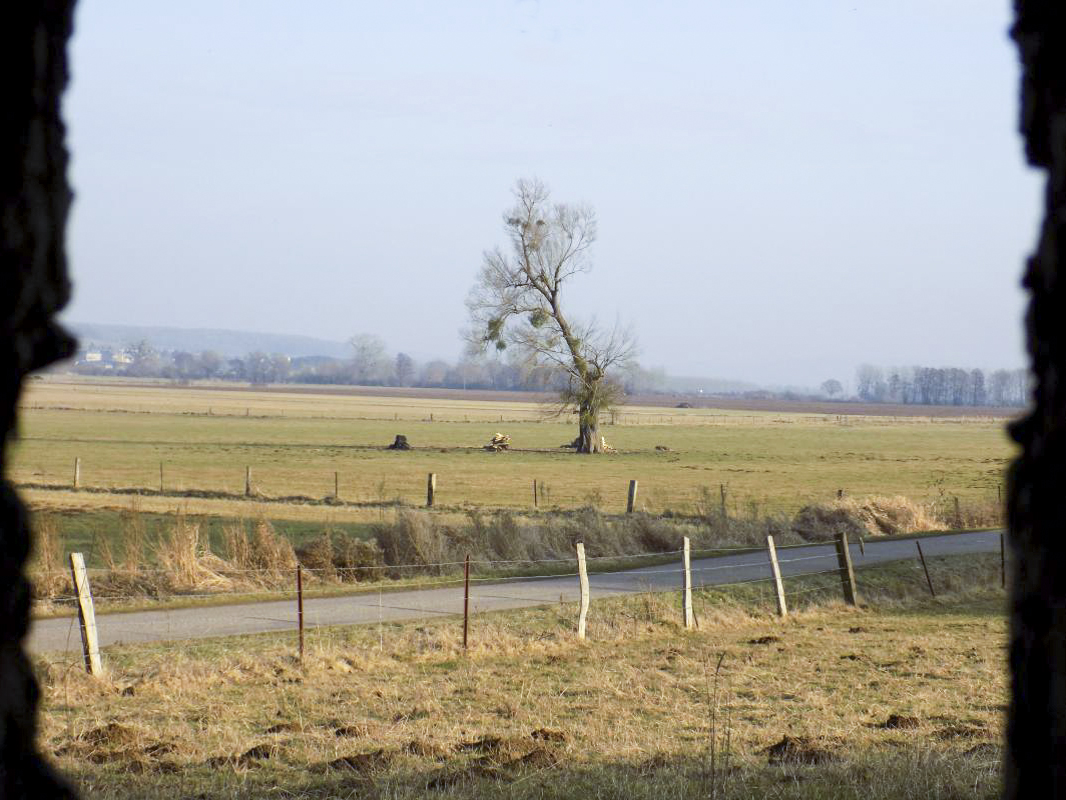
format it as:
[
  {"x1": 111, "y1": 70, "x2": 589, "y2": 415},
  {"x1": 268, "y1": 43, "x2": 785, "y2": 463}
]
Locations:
[{"x1": 675, "y1": 402, "x2": 693, "y2": 408}]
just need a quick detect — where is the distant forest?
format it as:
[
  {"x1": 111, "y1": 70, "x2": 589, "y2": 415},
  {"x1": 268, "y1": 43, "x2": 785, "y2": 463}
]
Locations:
[
  {"x1": 69, "y1": 336, "x2": 669, "y2": 395},
  {"x1": 67, "y1": 339, "x2": 1029, "y2": 408},
  {"x1": 852, "y1": 364, "x2": 1028, "y2": 407}
]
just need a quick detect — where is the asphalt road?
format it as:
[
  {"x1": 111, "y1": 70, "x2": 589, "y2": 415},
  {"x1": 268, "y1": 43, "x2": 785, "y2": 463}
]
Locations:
[{"x1": 27, "y1": 530, "x2": 1003, "y2": 654}]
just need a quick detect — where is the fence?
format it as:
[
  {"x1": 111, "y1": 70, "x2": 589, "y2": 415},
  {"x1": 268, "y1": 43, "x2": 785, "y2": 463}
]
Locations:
[
  {"x1": 18, "y1": 457, "x2": 1006, "y2": 529},
  {"x1": 41, "y1": 531, "x2": 1004, "y2": 677}
]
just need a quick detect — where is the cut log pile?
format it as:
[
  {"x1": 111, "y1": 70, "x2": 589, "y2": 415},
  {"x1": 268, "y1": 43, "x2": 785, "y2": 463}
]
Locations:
[{"x1": 484, "y1": 432, "x2": 511, "y2": 452}]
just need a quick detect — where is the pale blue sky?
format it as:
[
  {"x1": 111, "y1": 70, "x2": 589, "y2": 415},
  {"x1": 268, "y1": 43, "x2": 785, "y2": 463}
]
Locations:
[{"x1": 63, "y1": 0, "x2": 1040, "y2": 386}]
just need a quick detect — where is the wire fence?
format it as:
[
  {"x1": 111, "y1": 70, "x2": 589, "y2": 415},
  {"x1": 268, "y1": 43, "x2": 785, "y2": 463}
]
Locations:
[{"x1": 33, "y1": 530, "x2": 1005, "y2": 676}]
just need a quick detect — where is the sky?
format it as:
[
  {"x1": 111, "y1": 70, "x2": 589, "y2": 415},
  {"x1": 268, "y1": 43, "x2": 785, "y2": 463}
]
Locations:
[{"x1": 62, "y1": 0, "x2": 1041, "y2": 388}]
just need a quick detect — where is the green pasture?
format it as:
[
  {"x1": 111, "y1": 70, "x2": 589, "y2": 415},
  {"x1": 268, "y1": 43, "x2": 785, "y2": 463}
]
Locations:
[{"x1": 11, "y1": 399, "x2": 1014, "y2": 516}]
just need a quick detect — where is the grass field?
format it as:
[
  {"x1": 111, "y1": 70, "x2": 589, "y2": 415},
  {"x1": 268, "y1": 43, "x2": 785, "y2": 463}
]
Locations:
[
  {"x1": 13, "y1": 379, "x2": 1016, "y2": 521},
  {"x1": 36, "y1": 552, "x2": 1006, "y2": 799}
]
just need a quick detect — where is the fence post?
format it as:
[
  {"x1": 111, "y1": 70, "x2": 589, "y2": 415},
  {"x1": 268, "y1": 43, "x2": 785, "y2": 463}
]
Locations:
[
  {"x1": 834, "y1": 532, "x2": 858, "y2": 606},
  {"x1": 297, "y1": 565, "x2": 304, "y2": 661},
  {"x1": 682, "y1": 537, "x2": 695, "y2": 629},
  {"x1": 159, "y1": 461, "x2": 164, "y2": 493},
  {"x1": 245, "y1": 466, "x2": 252, "y2": 497},
  {"x1": 463, "y1": 554, "x2": 470, "y2": 651},
  {"x1": 916, "y1": 541, "x2": 936, "y2": 597},
  {"x1": 69, "y1": 553, "x2": 102, "y2": 676},
  {"x1": 719, "y1": 484, "x2": 727, "y2": 518},
  {"x1": 533, "y1": 479, "x2": 538, "y2": 509},
  {"x1": 73, "y1": 457, "x2": 81, "y2": 490},
  {"x1": 766, "y1": 535, "x2": 788, "y2": 617},
  {"x1": 334, "y1": 471, "x2": 339, "y2": 500},
  {"x1": 426, "y1": 473, "x2": 436, "y2": 507},
  {"x1": 626, "y1": 480, "x2": 639, "y2": 513},
  {"x1": 576, "y1": 543, "x2": 589, "y2": 640}
]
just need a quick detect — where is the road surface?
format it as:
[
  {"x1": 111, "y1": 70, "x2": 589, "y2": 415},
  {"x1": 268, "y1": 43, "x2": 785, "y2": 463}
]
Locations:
[{"x1": 27, "y1": 530, "x2": 1002, "y2": 654}]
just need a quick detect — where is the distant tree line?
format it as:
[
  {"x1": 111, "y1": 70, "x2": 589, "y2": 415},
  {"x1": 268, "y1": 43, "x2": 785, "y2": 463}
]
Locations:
[
  {"x1": 852, "y1": 364, "x2": 1029, "y2": 407},
  {"x1": 70, "y1": 335, "x2": 668, "y2": 395}
]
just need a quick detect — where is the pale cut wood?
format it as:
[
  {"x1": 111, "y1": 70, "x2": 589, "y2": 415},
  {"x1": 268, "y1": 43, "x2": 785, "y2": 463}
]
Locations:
[
  {"x1": 576, "y1": 542, "x2": 589, "y2": 640},
  {"x1": 69, "y1": 552, "x2": 102, "y2": 676},
  {"x1": 245, "y1": 466, "x2": 252, "y2": 497},
  {"x1": 626, "y1": 479, "x2": 639, "y2": 513},
  {"x1": 766, "y1": 535, "x2": 788, "y2": 617},
  {"x1": 682, "y1": 537, "x2": 695, "y2": 629},
  {"x1": 426, "y1": 473, "x2": 436, "y2": 507}
]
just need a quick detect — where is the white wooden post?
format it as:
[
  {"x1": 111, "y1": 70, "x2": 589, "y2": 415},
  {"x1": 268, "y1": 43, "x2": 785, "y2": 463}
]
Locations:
[
  {"x1": 69, "y1": 552, "x2": 102, "y2": 676},
  {"x1": 766, "y1": 535, "x2": 788, "y2": 617},
  {"x1": 73, "y1": 457, "x2": 81, "y2": 489},
  {"x1": 576, "y1": 543, "x2": 589, "y2": 640},
  {"x1": 682, "y1": 537, "x2": 695, "y2": 629}
]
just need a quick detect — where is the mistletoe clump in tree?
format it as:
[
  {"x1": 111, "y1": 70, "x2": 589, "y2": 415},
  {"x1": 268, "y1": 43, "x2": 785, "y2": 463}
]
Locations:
[{"x1": 467, "y1": 178, "x2": 636, "y2": 454}]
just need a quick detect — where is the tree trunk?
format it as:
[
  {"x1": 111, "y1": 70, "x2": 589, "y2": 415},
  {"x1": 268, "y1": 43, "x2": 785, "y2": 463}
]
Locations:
[
  {"x1": 577, "y1": 419, "x2": 602, "y2": 454},
  {"x1": 1006, "y1": 5, "x2": 1066, "y2": 796},
  {"x1": 1, "y1": 3, "x2": 80, "y2": 797}
]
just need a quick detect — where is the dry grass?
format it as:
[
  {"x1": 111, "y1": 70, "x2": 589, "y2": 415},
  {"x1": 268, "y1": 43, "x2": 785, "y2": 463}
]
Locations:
[{"x1": 35, "y1": 553, "x2": 1006, "y2": 799}]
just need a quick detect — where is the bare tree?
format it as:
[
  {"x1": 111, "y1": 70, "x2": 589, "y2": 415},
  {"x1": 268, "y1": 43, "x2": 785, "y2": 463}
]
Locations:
[
  {"x1": 820, "y1": 378, "x2": 843, "y2": 398},
  {"x1": 348, "y1": 333, "x2": 388, "y2": 384},
  {"x1": 467, "y1": 178, "x2": 636, "y2": 453},
  {"x1": 394, "y1": 352, "x2": 415, "y2": 387}
]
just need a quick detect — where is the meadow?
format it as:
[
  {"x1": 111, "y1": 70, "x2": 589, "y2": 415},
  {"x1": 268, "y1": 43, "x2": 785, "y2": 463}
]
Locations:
[
  {"x1": 37, "y1": 552, "x2": 1007, "y2": 799},
  {"x1": 13, "y1": 378, "x2": 1015, "y2": 522}
]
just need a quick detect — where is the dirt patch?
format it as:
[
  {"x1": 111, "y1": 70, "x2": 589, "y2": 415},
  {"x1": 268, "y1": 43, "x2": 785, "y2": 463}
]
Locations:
[
  {"x1": 934, "y1": 724, "x2": 988, "y2": 741},
  {"x1": 80, "y1": 722, "x2": 139, "y2": 748},
  {"x1": 748, "y1": 635, "x2": 780, "y2": 645},
  {"x1": 764, "y1": 735, "x2": 838, "y2": 765},
  {"x1": 880, "y1": 714, "x2": 920, "y2": 730},
  {"x1": 264, "y1": 721, "x2": 305, "y2": 734},
  {"x1": 206, "y1": 742, "x2": 282, "y2": 769},
  {"x1": 334, "y1": 724, "x2": 370, "y2": 738},
  {"x1": 405, "y1": 739, "x2": 451, "y2": 759},
  {"x1": 456, "y1": 735, "x2": 531, "y2": 759},
  {"x1": 328, "y1": 749, "x2": 393, "y2": 774},
  {"x1": 531, "y1": 728, "x2": 568, "y2": 743}
]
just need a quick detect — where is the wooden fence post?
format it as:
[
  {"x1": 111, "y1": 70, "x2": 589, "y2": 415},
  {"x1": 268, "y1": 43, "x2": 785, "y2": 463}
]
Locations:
[
  {"x1": 245, "y1": 466, "x2": 252, "y2": 497},
  {"x1": 719, "y1": 484, "x2": 727, "y2": 518},
  {"x1": 682, "y1": 537, "x2": 695, "y2": 629},
  {"x1": 426, "y1": 473, "x2": 436, "y2": 507},
  {"x1": 576, "y1": 543, "x2": 589, "y2": 640},
  {"x1": 463, "y1": 554, "x2": 470, "y2": 651},
  {"x1": 69, "y1": 552, "x2": 102, "y2": 676},
  {"x1": 766, "y1": 535, "x2": 788, "y2": 617},
  {"x1": 73, "y1": 456, "x2": 80, "y2": 490},
  {"x1": 159, "y1": 461, "x2": 164, "y2": 493},
  {"x1": 296, "y1": 565, "x2": 304, "y2": 661},
  {"x1": 533, "y1": 479, "x2": 538, "y2": 509},
  {"x1": 834, "y1": 532, "x2": 858, "y2": 606},
  {"x1": 916, "y1": 540, "x2": 936, "y2": 597},
  {"x1": 334, "y1": 471, "x2": 339, "y2": 500},
  {"x1": 626, "y1": 480, "x2": 639, "y2": 513}
]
